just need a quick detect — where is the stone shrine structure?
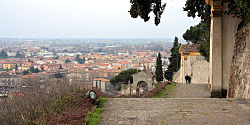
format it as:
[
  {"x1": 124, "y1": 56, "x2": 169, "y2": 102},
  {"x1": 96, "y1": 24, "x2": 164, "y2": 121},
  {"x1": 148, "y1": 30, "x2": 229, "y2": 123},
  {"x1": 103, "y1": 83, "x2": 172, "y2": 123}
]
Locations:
[{"x1": 121, "y1": 71, "x2": 155, "y2": 95}]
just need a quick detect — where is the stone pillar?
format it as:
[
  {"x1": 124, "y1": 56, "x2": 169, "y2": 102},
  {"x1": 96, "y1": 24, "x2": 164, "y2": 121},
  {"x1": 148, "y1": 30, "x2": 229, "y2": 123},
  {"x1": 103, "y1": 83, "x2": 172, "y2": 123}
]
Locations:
[
  {"x1": 221, "y1": 12, "x2": 240, "y2": 97},
  {"x1": 209, "y1": 0, "x2": 223, "y2": 97}
]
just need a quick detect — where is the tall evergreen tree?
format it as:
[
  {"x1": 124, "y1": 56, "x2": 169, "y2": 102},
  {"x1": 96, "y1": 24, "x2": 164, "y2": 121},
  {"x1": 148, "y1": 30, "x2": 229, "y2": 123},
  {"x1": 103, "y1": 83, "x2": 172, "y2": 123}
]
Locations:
[
  {"x1": 59, "y1": 64, "x2": 63, "y2": 69},
  {"x1": 155, "y1": 52, "x2": 163, "y2": 81},
  {"x1": 0, "y1": 50, "x2": 8, "y2": 58},
  {"x1": 15, "y1": 51, "x2": 25, "y2": 58},
  {"x1": 75, "y1": 54, "x2": 80, "y2": 60},
  {"x1": 82, "y1": 57, "x2": 85, "y2": 64},
  {"x1": 164, "y1": 37, "x2": 181, "y2": 81},
  {"x1": 29, "y1": 66, "x2": 35, "y2": 73},
  {"x1": 15, "y1": 64, "x2": 18, "y2": 71},
  {"x1": 65, "y1": 58, "x2": 71, "y2": 63}
]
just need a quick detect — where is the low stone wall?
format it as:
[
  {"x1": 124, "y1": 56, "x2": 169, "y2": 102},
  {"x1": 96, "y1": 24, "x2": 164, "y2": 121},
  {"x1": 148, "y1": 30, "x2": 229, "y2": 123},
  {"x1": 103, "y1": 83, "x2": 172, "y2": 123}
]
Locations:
[{"x1": 227, "y1": 24, "x2": 250, "y2": 99}]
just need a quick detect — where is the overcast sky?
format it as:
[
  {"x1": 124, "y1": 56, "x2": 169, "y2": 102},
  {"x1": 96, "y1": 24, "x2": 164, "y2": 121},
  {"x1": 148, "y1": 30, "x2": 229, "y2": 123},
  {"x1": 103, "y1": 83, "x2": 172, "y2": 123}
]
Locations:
[{"x1": 0, "y1": 0, "x2": 200, "y2": 39}]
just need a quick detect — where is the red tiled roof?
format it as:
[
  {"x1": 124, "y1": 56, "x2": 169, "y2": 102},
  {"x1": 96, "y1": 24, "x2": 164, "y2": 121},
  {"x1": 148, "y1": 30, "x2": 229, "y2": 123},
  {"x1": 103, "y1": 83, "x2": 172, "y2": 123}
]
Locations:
[
  {"x1": 99, "y1": 64, "x2": 109, "y2": 67},
  {"x1": 20, "y1": 75, "x2": 37, "y2": 79},
  {"x1": 181, "y1": 44, "x2": 200, "y2": 53},
  {"x1": 93, "y1": 78, "x2": 110, "y2": 82}
]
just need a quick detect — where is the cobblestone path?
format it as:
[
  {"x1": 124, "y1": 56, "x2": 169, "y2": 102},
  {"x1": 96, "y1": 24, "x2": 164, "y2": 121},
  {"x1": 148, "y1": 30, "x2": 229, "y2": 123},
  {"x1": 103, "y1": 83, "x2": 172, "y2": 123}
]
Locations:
[
  {"x1": 167, "y1": 83, "x2": 210, "y2": 98},
  {"x1": 99, "y1": 83, "x2": 250, "y2": 125},
  {"x1": 99, "y1": 98, "x2": 250, "y2": 125}
]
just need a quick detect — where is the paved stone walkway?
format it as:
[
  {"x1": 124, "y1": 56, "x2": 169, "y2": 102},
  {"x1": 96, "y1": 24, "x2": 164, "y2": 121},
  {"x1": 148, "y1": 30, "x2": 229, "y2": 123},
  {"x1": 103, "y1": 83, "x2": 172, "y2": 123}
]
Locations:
[
  {"x1": 167, "y1": 83, "x2": 210, "y2": 98},
  {"x1": 99, "y1": 98, "x2": 250, "y2": 125},
  {"x1": 99, "y1": 83, "x2": 250, "y2": 125}
]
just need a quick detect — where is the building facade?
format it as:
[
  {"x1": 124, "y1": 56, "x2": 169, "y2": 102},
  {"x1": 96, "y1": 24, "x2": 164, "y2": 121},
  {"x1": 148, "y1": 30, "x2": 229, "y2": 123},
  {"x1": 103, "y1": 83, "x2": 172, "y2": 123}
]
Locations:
[{"x1": 173, "y1": 44, "x2": 209, "y2": 84}]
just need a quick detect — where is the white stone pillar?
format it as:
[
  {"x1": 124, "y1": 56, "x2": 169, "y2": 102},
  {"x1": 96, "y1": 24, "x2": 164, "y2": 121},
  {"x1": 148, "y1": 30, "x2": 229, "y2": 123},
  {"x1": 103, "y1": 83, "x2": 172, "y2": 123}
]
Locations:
[{"x1": 210, "y1": 0, "x2": 223, "y2": 97}]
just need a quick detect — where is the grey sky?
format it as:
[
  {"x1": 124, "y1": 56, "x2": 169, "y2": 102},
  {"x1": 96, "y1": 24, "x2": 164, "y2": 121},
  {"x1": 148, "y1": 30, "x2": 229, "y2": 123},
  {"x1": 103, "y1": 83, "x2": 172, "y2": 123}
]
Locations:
[{"x1": 0, "y1": 0, "x2": 200, "y2": 39}]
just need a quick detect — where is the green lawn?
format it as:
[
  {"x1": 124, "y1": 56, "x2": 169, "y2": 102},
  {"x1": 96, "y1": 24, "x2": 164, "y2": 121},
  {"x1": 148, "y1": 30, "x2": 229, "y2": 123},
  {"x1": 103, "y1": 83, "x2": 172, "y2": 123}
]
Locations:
[{"x1": 152, "y1": 83, "x2": 176, "y2": 98}]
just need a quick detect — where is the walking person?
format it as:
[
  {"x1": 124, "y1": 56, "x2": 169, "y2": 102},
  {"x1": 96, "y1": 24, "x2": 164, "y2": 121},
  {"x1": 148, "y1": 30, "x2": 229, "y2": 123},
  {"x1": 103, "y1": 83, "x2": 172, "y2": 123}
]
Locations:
[
  {"x1": 188, "y1": 74, "x2": 192, "y2": 84},
  {"x1": 185, "y1": 75, "x2": 189, "y2": 84}
]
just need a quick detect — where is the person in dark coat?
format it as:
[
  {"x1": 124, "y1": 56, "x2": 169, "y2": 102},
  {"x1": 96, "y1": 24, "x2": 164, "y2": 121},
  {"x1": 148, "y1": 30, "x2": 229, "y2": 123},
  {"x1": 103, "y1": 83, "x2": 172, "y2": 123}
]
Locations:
[
  {"x1": 188, "y1": 75, "x2": 192, "y2": 84},
  {"x1": 185, "y1": 75, "x2": 189, "y2": 84}
]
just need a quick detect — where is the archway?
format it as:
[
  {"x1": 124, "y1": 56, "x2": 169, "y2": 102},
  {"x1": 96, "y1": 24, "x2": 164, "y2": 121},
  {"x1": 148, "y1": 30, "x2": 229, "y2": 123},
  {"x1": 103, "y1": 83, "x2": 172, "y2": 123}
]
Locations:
[{"x1": 136, "y1": 81, "x2": 148, "y2": 95}]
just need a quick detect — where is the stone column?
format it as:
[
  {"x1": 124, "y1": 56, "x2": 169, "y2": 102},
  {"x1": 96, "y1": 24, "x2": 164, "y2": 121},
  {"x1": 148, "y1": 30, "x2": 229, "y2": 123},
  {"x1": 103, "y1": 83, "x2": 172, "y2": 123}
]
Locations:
[{"x1": 209, "y1": 0, "x2": 223, "y2": 97}]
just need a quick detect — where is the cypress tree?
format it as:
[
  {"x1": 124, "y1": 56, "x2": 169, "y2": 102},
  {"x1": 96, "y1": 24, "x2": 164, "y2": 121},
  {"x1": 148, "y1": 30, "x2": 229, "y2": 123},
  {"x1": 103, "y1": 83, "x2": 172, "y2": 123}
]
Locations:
[
  {"x1": 165, "y1": 37, "x2": 181, "y2": 81},
  {"x1": 0, "y1": 50, "x2": 8, "y2": 58},
  {"x1": 155, "y1": 52, "x2": 163, "y2": 81},
  {"x1": 65, "y1": 58, "x2": 70, "y2": 63},
  {"x1": 76, "y1": 54, "x2": 80, "y2": 60},
  {"x1": 59, "y1": 64, "x2": 63, "y2": 69}
]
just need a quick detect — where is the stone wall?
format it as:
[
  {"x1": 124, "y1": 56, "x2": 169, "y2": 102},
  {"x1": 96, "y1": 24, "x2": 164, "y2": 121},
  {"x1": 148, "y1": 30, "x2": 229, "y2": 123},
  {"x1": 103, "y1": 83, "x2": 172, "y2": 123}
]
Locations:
[
  {"x1": 191, "y1": 60, "x2": 209, "y2": 84},
  {"x1": 173, "y1": 55, "x2": 209, "y2": 84},
  {"x1": 184, "y1": 56, "x2": 198, "y2": 76},
  {"x1": 172, "y1": 70, "x2": 182, "y2": 83},
  {"x1": 227, "y1": 24, "x2": 250, "y2": 99},
  {"x1": 105, "y1": 82, "x2": 117, "y2": 95},
  {"x1": 121, "y1": 84, "x2": 130, "y2": 95}
]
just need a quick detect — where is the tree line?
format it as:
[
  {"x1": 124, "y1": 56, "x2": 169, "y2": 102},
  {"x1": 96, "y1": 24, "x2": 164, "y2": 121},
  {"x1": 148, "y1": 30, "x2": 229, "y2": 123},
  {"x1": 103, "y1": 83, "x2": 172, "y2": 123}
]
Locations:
[{"x1": 0, "y1": 50, "x2": 26, "y2": 58}]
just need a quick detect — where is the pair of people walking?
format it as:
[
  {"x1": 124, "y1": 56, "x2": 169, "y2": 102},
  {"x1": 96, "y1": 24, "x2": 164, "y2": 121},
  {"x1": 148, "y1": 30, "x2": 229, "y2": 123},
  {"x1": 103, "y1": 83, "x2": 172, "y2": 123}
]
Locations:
[{"x1": 185, "y1": 75, "x2": 191, "y2": 84}]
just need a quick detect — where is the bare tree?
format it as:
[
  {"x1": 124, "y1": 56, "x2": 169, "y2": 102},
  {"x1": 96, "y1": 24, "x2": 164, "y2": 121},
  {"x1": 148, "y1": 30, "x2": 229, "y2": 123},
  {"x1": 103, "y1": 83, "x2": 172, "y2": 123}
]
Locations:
[{"x1": 0, "y1": 77, "x2": 78, "y2": 125}]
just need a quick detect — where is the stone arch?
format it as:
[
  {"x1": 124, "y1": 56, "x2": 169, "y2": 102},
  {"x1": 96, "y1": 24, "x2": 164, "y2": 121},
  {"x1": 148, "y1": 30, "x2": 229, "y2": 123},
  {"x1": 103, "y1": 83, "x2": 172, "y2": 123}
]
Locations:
[{"x1": 136, "y1": 81, "x2": 148, "y2": 95}]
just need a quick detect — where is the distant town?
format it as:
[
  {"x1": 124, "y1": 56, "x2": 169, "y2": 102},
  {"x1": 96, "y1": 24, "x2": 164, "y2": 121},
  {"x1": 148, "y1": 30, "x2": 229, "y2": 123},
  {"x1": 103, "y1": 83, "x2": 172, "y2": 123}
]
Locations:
[{"x1": 0, "y1": 38, "x2": 174, "y2": 97}]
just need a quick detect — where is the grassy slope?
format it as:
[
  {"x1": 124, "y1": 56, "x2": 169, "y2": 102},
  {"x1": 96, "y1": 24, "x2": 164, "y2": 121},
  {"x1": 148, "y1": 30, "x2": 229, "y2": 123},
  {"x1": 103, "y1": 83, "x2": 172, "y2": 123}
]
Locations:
[
  {"x1": 36, "y1": 89, "x2": 97, "y2": 125},
  {"x1": 86, "y1": 97, "x2": 108, "y2": 125},
  {"x1": 152, "y1": 83, "x2": 176, "y2": 98}
]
